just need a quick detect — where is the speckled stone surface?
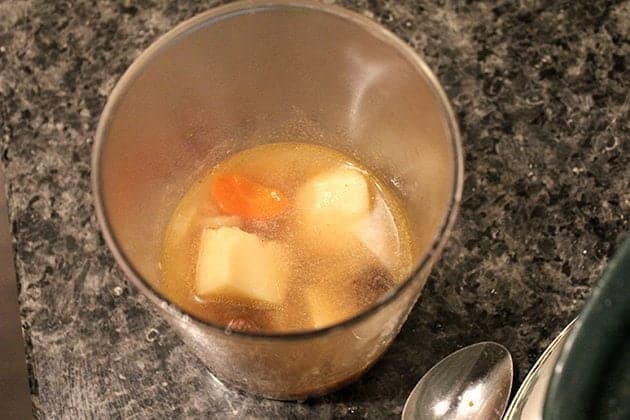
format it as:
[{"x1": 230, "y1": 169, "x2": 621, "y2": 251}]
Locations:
[{"x1": 0, "y1": 0, "x2": 628, "y2": 418}]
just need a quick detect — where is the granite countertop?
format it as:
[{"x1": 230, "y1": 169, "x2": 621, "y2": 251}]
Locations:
[{"x1": 1, "y1": 0, "x2": 628, "y2": 418}]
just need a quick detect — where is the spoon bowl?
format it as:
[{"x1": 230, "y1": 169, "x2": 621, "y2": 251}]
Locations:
[{"x1": 402, "y1": 342, "x2": 513, "y2": 420}]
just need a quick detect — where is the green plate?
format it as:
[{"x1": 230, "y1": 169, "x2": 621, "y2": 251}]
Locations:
[{"x1": 544, "y1": 235, "x2": 630, "y2": 419}]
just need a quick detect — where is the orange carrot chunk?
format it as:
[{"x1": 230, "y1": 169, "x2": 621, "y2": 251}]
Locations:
[{"x1": 211, "y1": 174, "x2": 287, "y2": 220}]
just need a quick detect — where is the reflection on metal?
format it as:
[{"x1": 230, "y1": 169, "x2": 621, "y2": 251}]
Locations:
[{"x1": 503, "y1": 319, "x2": 576, "y2": 420}]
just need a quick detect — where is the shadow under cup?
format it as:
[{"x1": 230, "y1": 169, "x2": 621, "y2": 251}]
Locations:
[{"x1": 92, "y1": 0, "x2": 463, "y2": 400}]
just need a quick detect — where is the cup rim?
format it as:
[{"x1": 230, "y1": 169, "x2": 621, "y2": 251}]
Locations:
[{"x1": 92, "y1": 0, "x2": 464, "y2": 341}]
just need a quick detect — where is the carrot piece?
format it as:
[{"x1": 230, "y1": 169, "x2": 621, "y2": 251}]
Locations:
[{"x1": 211, "y1": 174, "x2": 287, "y2": 219}]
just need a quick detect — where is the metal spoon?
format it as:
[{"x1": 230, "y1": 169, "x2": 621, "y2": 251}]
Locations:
[{"x1": 402, "y1": 342, "x2": 513, "y2": 420}]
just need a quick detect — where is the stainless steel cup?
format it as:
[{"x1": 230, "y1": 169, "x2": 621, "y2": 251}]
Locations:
[{"x1": 93, "y1": 0, "x2": 463, "y2": 399}]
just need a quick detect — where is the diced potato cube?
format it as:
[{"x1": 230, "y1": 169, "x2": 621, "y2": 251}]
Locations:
[
  {"x1": 195, "y1": 226, "x2": 288, "y2": 305},
  {"x1": 351, "y1": 198, "x2": 401, "y2": 277},
  {"x1": 296, "y1": 166, "x2": 370, "y2": 244},
  {"x1": 304, "y1": 283, "x2": 355, "y2": 329}
]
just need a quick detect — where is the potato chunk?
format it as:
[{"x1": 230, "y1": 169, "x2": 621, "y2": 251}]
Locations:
[
  {"x1": 296, "y1": 166, "x2": 370, "y2": 244},
  {"x1": 351, "y1": 198, "x2": 403, "y2": 276},
  {"x1": 195, "y1": 226, "x2": 288, "y2": 305},
  {"x1": 304, "y1": 284, "x2": 355, "y2": 329}
]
